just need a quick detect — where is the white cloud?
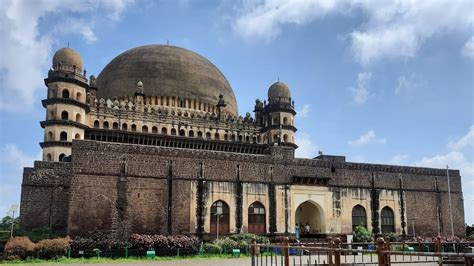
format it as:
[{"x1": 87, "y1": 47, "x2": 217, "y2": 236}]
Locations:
[
  {"x1": 295, "y1": 132, "x2": 318, "y2": 158},
  {"x1": 297, "y1": 104, "x2": 311, "y2": 118},
  {"x1": 233, "y1": 0, "x2": 341, "y2": 43},
  {"x1": 389, "y1": 154, "x2": 409, "y2": 165},
  {"x1": 462, "y1": 36, "x2": 474, "y2": 58},
  {"x1": 232, "y1": 0, "x2": 473, "y2": 64},
  {"x1": 0, "y1": 0, "x2": 133, "y2": 113},
  {"x1": 349, "y1": 130, "x2": 386, "y2": 145},
  {"x1": 448, "y1": 125, "x2": 474, "y2": 151},
  {"x1": 349, "y1": 72, "x2": 372, "y2": 104},
  {"x1": 1, "y1": 144, "x2": 41, "y2": 168},
  {"x1": 395, "y1": 75, "x2": 421, "y2": 96}
]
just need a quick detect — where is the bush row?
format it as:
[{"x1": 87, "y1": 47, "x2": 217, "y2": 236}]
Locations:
[
  {"x1": 5, "y1": 236, "x2": 70, "y2": 260},
  {"x1": 205, "y1": 233, "x2": 269, "y2": 254}
]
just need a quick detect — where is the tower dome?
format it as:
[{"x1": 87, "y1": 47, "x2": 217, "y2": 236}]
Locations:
[
  {"x1": 96, "y1": 45, "x2": 238, "y2": 116},
  {"x1": 52, "y1": 47, "x2": 83, "y2": 70},
  {"x1": 268, "y1": 81, "x2": 291, "y2": 100}
]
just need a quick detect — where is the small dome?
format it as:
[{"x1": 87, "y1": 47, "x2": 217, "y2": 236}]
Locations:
[
  {"x1": 52, "y1": 47, "x2": 83, "y2": 70},
  {"x1": 268, "y1": 81, "x2": 291, "y2": 99}
]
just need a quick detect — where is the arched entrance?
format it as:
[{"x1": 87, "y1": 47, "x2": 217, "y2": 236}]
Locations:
[
  {"x1": 295, "y1": 201, "x2": 325, "y2": 237},
  {"x1": 210, "y1": 200, "x2": 229, "y2": 234}
]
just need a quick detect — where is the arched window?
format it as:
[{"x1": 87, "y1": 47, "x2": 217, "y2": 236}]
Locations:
[
  {"x1": 210, "y1": 200, "x2": 230, "y2": 234},
  {"x1": 206, "y1": 132, "x2": 211, "y2": 139},
  {"x1": 198, "y1": 131, "x2": 203, "y2": 138},
  {"x1": 61, "y1": 111, "x2": 68, "y2": 120},
  {"x1": 248, "y1": 202, "x2": 266, "y2": 234},
  {"x1": 74, "y1": 133, "x2": 80, "y2": 140},
  {"x1": 245, "y1": 136, "x2": 250, "y2": 143},
  {"x1": 59, "y1": 153, "x2": 66, "y2": 162},
  {"x1": 47, "y1": 131, "x2": 53, "y2": 141},
  {"x1": 273, "y1": 117, "x2": 278, "y2": 125},
  {"x1": 94, "y1": 120, "x2": 100, "y2": 128},
  {"x1": 257, "y1": 136, "x2": 262, "y2": 143},
  {"x1": 273, "y1": 134, "x2": 278, "y2": 142},
  {"x1": 62, "y1": 89, "x2": 69, "y2": 98},
  {"x1": 179, "y1": 129, "x2": 186, "y2": 136},
  {"x1": 224, "y1": 134, "x2": 228, "y2": 141},
  {"x1": 76, "y1": 92, "x2": 82, "y2": 101},
  {"x1": 142, "y1": 125, "x2": 148, "y2": 133},
  {"x1": 381, "y1": 207, "x2": 395, "y2": 233},
  {"x1": 171, "y1": 128, "x2": 177, "y2": 135},
  {"x1": 60, "y1": 131, "x2": 67, "y2": 141},
  {"x1": 253, "y1": 136, "x2": 257, "y2": 143},
  {"x1": 131, "y1": 124, "x2": 137, "y2": 131},
  {"x1": 189, "y1": 130, "x2": 195, "y2": 137},
  {"x1": 214, "y1": 133, "x2": 220, "y2": 140},
  {"x1": 122, "y1": 123, "x2": 128, "y2": 131},
  {"x1": 352, "y1": 205, "x2": 367, "y2": 231},
  {"x1": 75, "y1": 113, "x2": 81, "y2": 123},
  {"x1": 113, "y1": 122, "x2": 119, "y2": 130},
  {"x1": 231, "y1": 134, "x2": 236, "y2": 141},
  {"x1": 152, "y1": 126, "x2": 158, "y2": 133},
  {"x1": 238, "y1": 135, "x2": 243, "y2": 142},
  {"x1": 103, "y1": 121, "x2": 109, "y2": 129},
  {"x1": 283, "y1": 117, "x2": 288, "y2": 125},
  {"x1": 161, "y1": 127, "x2": 167, "y2": 134},
  {"x1": 283, "y1": 134, "x2": 288, "y2": 143},
  {"x1": 46, "y1": 154, "x2": 52, "y2": 161}
]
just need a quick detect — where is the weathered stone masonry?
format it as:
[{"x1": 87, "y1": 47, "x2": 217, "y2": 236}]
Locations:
[{"x1": 20, "y1": 139, "x2": 465, "y2": 238}]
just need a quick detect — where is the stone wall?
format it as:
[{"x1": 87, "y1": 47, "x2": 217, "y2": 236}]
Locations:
[
  {"x1": 21, "y1": 139, "x2": 465, "y2": 237},
  {"x1": 20, "y1": 161, "x2": 71, "y2": 233}
]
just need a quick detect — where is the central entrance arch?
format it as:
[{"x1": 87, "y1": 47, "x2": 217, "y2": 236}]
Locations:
[{"x1": 295, "y1": 200, "x2": 325, "y2": 235}]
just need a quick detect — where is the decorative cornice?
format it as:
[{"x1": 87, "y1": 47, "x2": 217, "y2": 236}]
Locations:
[
  {"x1": 44, "y1": 74, "x2": 89, "y2": 90},
  {"x1": 39, "y1": 141, "x2": 72, "y2": 148},
  {"x1": 261, "y1": 124, "x2": 297, "y2": 132},
  {"x1": 263, "y1": 106, "x2": 296, "y2": 115},
  {"x1": 42, "y1": 98, "x2": 90, "y2": 111},
  {"x1": 40, "y1": 119, "x2": 89, "y2": 130}
]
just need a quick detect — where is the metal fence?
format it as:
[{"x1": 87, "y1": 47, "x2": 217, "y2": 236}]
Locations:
[{"x1": 250, "y1": 237, "x2": 474, "y2": 266}]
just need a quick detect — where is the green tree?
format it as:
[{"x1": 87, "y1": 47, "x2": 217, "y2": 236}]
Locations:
[{"x1": 353, "y1": 225, "x2": 372, "y2": 243}]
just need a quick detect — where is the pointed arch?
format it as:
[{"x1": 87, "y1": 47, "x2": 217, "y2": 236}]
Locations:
[
  {"x1": 381, "y1": 206, "x2": 395, "y2": 233},
  {"x1": 352, "y1": 205, "x2": 367, "y2": 231},
  {"x1": 210, "y1": 200, "x2": 230, "y2": 234},
  {"x1": 248, "y1": 201, "x2": 266, "y2": 234}
]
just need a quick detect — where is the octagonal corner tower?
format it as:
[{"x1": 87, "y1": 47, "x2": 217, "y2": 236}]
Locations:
[{"x1": 96, "y1": 45, "x2": 238, "y2": 116}]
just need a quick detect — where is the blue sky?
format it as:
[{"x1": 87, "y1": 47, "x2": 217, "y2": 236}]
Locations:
[{"x1": 1, "y1": 0, "x2": 473, "y2": 225}]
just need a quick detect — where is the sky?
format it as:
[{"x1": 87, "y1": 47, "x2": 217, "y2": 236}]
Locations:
[{"x1": 0, "y1": 0, "x2": 473, "y2": 226}]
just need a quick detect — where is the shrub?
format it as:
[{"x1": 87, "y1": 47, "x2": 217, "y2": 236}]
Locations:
[
  {"x1": 229, "y1": 233, "x2": 269, "y2": 244},
  {"x1": 129, "y1": 234, "x2": 200, "y2": 251},
  {"x1": 35, "y1": 237, "x2": 71, "y2": 259},
  {"x1": 353, "y1": 225, "x2": 372, "y2": 243},
  {"x1": 214, "y1": 238, "x2": 238, "y2": 253},
  {"x1": 203, "y1": 243, "x2": 222, "y2": 254},
  {"x1": 4, "y1": 236, "x2": 35, "y2": 259}
]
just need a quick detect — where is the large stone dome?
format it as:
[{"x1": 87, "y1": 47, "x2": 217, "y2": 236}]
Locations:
[{"x1": 96, "y1": 45, "x2": 238, "y2": 115}]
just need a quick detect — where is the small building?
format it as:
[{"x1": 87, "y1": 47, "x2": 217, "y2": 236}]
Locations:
[{"x1": 19, "y1": 45, "x2": 465, "y2": 239}]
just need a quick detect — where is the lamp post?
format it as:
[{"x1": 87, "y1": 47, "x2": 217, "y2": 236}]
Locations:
[
  {"x1": 215, "y1": 212, "x2": 223, "y2": 240},
  {"x1": 9, "y1": 204, "x2": 19, "y2": 239}
]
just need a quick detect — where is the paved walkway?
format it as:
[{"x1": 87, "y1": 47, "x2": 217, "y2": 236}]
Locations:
[{"x1": 66, "y1": 258, "x2": 250, "y2": 266}]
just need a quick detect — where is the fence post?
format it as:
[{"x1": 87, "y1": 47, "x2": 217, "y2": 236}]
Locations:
[
  {"x1": 376, "y1": 237, "x2": 387, "y2": 266},
  {"x1": 333, "y1": 237, "x2": 341, "y2": 266},
  {"x1": 284, "y1": 237, "x2": 290, "y2": 266},
  {"x1": 125, "y1": 247, "x2": 128, "y2": 258},
  {"x1": 327, "y1": 237, "x2": 333, "y2": 266},
  {"x1": 251, "y1": 238, "x2": 257, "y2": 266}
]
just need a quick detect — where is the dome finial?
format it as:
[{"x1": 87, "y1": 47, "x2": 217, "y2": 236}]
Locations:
[{"x1": 137, "y1": 80, "x2": 144, "y2": 93}]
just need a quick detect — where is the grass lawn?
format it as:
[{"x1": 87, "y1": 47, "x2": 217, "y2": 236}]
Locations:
[{"x1": 0, "y1": 254, "x2": 249, "y2": 265}]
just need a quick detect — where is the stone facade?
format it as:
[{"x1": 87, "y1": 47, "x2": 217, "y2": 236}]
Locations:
[{"x1": 19, "y1": 45, "x2": 465, "y2": 239}]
